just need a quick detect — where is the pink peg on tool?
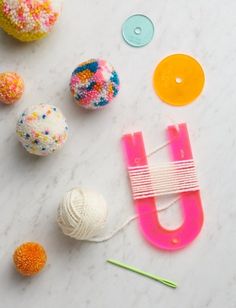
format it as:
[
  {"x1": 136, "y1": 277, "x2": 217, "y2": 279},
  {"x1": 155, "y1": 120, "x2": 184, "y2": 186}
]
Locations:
[{"x1": 122, "y1": 123, "x2": 204, "y2": 251}]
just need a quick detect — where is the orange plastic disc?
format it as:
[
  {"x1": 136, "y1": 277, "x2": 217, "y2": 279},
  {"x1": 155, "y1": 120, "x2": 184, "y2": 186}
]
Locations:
[{"x1": 153, "y1": 54, "x2": 205, "y2": 106}]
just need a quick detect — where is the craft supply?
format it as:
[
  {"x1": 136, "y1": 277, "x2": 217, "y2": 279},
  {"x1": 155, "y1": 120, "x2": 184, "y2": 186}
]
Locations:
[
  {"x1": 13, "y1": 242, "x2": 47, "y2": 276},
  {"x1": 16, "y1": 104, "x2": 68, "y2": 156},
  {"x1": 122, "y1": 14, "x2": 154, "y2": 47},
  {"x1": 129, "y1": 159, "x2": 199, "y2": 199},
  {"x1": 0, "y1": 72, "x2": 24, "y2": 104},
  {"x1": 57, "y1": 186, "x2": 179, "y2": 242},
  {"x1": 122, "y1": 123, "x2": 204, "y2": 251},
  {"x1": 57, "y1": 187, "x2": 108, "y2": 240},
  {"x1": 0, "y1": 0, "x2": 62, "y2": 42},
  {"x1": 107, "y1": 259, "x2": 177, "y2": 288},
  {"x1": 70, "y1": 59, "x2": 120, "y2": 110},
  {"x1": 153, "y1": 54, "x2": 205, "y2": 106}
]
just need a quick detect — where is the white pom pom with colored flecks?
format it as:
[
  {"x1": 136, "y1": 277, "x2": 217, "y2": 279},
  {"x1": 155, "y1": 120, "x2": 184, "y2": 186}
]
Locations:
[
  {"x1": 0, "y1": 72, "x2": 24, "y2": 104},
  {"x1": 0, "y1": 0, "x2": 62, "y2": 42},
  {"x1": 16, "y1": 104, "x2": 68, "y2": 156},
  {"x1": 70, "y1": 59, "x2": 120, "y2": 110}
]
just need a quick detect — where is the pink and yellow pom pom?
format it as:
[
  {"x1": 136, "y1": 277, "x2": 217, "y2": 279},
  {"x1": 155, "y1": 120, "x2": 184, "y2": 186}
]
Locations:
[
  {"x1": 0, "y1": 72, "x2": 24, "y2": 105},
  {"x1": 0, "y1": 0, "x2": 62, "y2": 42}
]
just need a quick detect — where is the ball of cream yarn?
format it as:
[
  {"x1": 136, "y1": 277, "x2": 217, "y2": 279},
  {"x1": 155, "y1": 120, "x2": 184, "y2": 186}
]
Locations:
[{"x1": 57, "y1": 188, "x2": 108, "y2": 240}]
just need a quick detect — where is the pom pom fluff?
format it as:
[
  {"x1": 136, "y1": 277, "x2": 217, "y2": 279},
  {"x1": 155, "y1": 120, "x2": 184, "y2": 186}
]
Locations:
[
  {"x1": 70, "y1": 59, "x2": 120, "y2": 110},
  {"x1": 13, "y1": 242, "x2": 47, "y2": 276},
  {"x1": 0, "y1": 0, "x2": 62, "y2": 42},
  {"x1": 16, "y1": 104, "x2": 68, "y2": 156},
  {"x1": 0, "y1": 72, "x2": 24, "y2": 104}
]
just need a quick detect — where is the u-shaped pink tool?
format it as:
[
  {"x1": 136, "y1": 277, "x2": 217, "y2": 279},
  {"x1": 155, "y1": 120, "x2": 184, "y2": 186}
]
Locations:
[{"x1": 122, "y1": 123, "x2": 204, "y2": 251}]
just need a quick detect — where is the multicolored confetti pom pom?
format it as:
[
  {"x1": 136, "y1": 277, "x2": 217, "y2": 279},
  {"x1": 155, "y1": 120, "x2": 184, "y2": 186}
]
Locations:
[
  {"x1": 0, "y1": 72, "x2": 24, "y2": 105},
  {"x1": 13, "y1": 242, "x2": 47, "y2": 276},
  {"x1": 0, "y1": 0, "x2": 62, "y2": 42},
  {"x1": 70, "y1": 59, "x2": 120, "y2": 110},
  {"x1": 16, "y1": 104, "x2": 68, "y2": 156}
]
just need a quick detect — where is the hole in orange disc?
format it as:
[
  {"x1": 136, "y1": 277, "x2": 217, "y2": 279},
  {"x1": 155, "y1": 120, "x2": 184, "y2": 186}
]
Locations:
[{"x1": 175, "y1": 77, "x2": 183, "y2": 84}]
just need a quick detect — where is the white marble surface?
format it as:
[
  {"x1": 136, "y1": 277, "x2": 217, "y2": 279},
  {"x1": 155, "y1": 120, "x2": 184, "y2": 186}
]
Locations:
[{"x1": 0, "y1": 0, "x2": 236, "y2": 307}]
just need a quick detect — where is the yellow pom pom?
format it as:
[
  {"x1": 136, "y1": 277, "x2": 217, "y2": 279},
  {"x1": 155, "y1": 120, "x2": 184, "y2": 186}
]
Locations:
[
  {"x1": 13, "y1": 242, "x2": 47, "y2": 276},
  {"x1": 0, "y1": 0, "x2": 62, "y2": 42}
]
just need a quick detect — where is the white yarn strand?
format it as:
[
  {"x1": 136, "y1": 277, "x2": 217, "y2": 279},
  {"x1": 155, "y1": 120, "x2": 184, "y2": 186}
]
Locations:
[
  {"x1": 146, "y1": 141, "x2": 171, "y2": 157},
  {"x1": 57, "y1": 140, "x2": 197, "y2": 243},
  {"x1": 128, "y1": 159, "x2": 195, "y2": 170},
  {"x1": 128, "y1": 160, "x2": 199, "y2": 200},
  {"x1": 57, "y1": 187, "x2": 180, "y2": 243},
  {"x1": 88, "y1": 197, "x2": 180, "y2": 243},
  {"x1": 130, "y1": 171, "x2": 197, "y2": 182}
]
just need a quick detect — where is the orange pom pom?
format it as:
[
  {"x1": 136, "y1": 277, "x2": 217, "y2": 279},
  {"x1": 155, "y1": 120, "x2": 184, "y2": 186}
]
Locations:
[
  {"x1": 13, "y1": 242, "x2": 47, "y2": 276},
  {"x1": 0, "y1": 72, "x2": 24, "y2": 105}
]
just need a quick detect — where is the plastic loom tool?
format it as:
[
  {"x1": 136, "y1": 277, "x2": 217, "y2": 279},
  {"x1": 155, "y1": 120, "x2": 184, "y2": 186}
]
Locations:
[{"x1": 122, "y1": 123, "x2": 204, "y2": 251}]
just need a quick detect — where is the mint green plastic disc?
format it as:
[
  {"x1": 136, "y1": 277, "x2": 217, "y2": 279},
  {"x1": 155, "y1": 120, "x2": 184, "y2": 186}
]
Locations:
[{"x1": 122, "y1": 14, "x2": 154, "y2": 47}]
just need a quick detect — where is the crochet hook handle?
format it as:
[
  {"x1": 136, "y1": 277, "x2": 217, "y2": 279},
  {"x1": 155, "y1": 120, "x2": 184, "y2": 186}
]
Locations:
[{"x1": 107, "y1": 259, "x2": 177, "y2": 288}]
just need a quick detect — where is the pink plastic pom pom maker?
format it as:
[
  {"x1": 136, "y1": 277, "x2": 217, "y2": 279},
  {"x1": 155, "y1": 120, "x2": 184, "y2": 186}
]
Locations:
[{"x1": 122, "y1": 123, "x2": 204, "y2": 251}]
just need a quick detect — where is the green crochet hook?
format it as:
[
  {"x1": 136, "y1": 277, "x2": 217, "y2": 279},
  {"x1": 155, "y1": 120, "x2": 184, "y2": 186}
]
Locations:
[{"x1": 107, "y1": 259, "x2": 177, "y2": 289}]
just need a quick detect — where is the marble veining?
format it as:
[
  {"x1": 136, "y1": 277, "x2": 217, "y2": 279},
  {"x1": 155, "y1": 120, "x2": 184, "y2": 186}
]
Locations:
[{"x1": 0, "y1": 0, "x2": 236, "y2": 307}]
